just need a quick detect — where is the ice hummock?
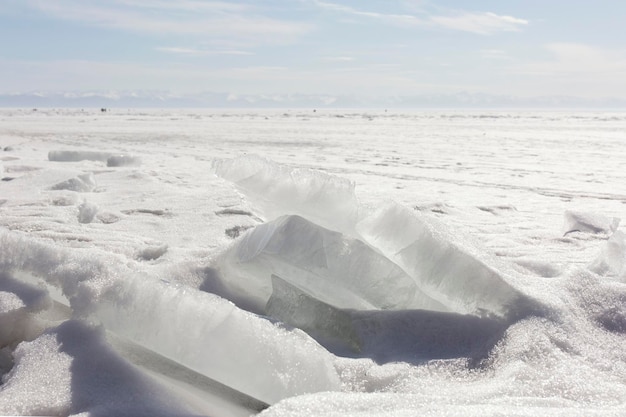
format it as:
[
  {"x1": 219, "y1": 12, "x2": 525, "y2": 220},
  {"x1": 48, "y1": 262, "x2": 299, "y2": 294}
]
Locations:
[{"x1": 213, "y1": 156, "x2": 535, "y2": 321}]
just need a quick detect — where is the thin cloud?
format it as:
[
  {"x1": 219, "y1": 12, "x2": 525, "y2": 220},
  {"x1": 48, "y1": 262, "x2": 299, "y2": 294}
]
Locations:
[
  {"x1": 518, "y1": 43, "x2": 626, "y2": 76},
  {"x1": 310, "y1": 0, "x2": 423, "y2": 26},
  {"x1": 502, "y1": 43, "x2": 626, "y2": 97},
  {"x1": 322, "y1": 56, "x2": 354, "y2": 62},
  {"x1": 112, "y1": 0, "x2": 251, "y2": 13},
  {"x1": 480, "y1": 49, "x2": 511, "y2": 59},
  {"x1": 23, "y1": 0, "x2": 312, "y2": 44},
  {"x1": 308, "y1": 0, "x2": 527, "y2": 34},
  {"x1": 156, "y1": 47, "x2": 254, "y2": 56},
  {"x1": 430, "y1": 12, "x2": 528, "y2": 35}
]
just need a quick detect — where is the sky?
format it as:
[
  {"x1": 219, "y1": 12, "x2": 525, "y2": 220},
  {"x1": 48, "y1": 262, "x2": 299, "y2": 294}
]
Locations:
[{"x1": 1, "y1": 0, "x2": 626, "y2": 102}]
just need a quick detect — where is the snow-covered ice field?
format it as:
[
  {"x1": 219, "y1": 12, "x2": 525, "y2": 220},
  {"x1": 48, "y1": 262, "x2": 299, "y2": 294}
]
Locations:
[{"x1": 1, "y1": 108, "x2": 626, "y2": 416}]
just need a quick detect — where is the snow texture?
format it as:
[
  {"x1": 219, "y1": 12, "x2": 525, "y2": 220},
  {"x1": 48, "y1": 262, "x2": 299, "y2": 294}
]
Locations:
[
  {"x1": 1, "y1": 109, "x2": 626, "y2": 417},
  {"x1": 563, "y1": 210, "x2": 620, "y2": 236}
]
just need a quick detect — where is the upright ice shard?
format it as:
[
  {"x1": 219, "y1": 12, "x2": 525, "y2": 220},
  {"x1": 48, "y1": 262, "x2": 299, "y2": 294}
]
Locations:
[{"x1": 212, "y1": 155, "x2": 359, "y2": 233}]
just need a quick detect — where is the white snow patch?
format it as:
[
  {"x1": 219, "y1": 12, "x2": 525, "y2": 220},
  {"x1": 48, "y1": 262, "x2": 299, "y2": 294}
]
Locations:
[
  {"x1": 51, "y1": 172, "x2": 97, "y2": 192},
  {"x1": 589, "y1": 231, "x2": 626, "y2": 281},
  {"x1": 563, "y1": 210, "x2": 620, "y2": 236}
]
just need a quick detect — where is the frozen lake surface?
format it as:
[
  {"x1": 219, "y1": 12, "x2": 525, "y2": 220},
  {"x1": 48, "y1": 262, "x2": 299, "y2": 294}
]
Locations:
[{"x1": 1, "y1": 108, "x2": 626, "y2": 416}]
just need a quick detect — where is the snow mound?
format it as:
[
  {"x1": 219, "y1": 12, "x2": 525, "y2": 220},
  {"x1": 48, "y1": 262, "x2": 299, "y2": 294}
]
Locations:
[
  {"x1": 212, "y1": 155, "x2": 359, "y2": 232},
  {"x1": 51, "y1": 172, "x2": 97, "y2": 192},
  {"x1": 212, "y1": 214, "x2": 444, "y2": 314},
  {"x1": 48, "y1": 150, "x2": 111, "y2": 162},
  {"x1": 589, "y1": 231, "x2": 626, "y2": 281},
  {"x1": 78, "y1": 201, "x2": 98, "y2": 224},
  {"x1": 563, "y1": 210, "x2": 620, "y2": 236}
]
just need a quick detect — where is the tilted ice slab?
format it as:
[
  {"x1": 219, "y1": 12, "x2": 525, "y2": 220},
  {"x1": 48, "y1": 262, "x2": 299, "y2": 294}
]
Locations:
[
  {"x1": 212, "y1": 154, "x2": 359, "y2": 233},
  {"x1": 212, "y1": 214, "x2": 447, "y2": 315},
  {"x1": 356, "y1": 203, "x2": 532, "y2": 319},
  {"x1": 267, "y1": 275, "x2": 505, "y2": 362},
  {"x1": 0, "y1": 230, "x2": 341, "y2": 405}
]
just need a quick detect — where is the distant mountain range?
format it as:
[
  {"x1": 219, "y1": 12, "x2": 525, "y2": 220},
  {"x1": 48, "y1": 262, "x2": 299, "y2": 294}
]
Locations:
[{"x1": 1, "y1": 90, "x2": 625, "y2": 109}]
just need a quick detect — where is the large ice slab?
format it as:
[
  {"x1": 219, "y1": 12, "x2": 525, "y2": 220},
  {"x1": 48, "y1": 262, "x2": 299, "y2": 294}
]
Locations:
[
  {"x1": 212, "y1": 155, "x2": 359, "y2": 233},
  {"x1": 266, "y1": 275, "x2": 504, "y2": 362},
  {"x1": 0, "y1": 230, "x2": 341, "y2": 405},
  {"x1": 212, "y1": 214, "x2": 445, "y2": 314},
  {"x1": 357, "y1": 203, "x2": 532, "y2": 319},
  {"x1": 211, "y1": 157, "x2": 536, "y2": 320}
]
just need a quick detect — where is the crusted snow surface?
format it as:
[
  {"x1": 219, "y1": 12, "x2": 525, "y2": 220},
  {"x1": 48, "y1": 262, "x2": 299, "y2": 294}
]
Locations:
[
  {"x1": 563, "y1": 210, "x2": 620, "y2": 236},
  {"x1": 2, "y1": 109, "x2": 626, "y2": 416}
]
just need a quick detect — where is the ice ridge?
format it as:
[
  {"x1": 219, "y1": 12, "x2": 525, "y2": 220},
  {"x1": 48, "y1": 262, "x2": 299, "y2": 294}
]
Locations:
[{"x1": 212, "y1": 156, "x2": 536, "y2": 321}]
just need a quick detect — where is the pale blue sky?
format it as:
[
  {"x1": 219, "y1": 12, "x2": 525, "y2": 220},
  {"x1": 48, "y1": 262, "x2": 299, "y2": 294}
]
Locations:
[{"x1": 1, "y1": 0, "x2": 625, "y2": 99}]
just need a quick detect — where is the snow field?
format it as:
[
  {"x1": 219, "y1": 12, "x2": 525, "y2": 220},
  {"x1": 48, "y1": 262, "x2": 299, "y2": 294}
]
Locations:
[{"x1": 0, "y1": 108, "x2": 625, "y2": 416}]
